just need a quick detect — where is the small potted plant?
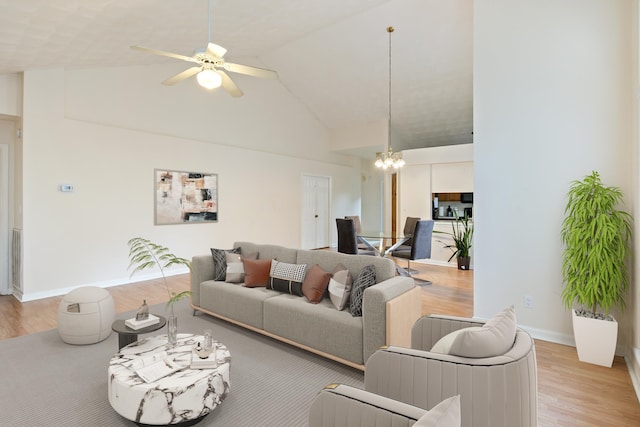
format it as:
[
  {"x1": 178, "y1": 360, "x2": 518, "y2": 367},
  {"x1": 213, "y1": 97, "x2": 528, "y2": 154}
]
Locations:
[
  {"x1": 561, "y1": 171, "x2": 632, "y2": 367},
  {"x1": 128, "y1": 237, "x2": 192, "y2": 346},
  {"x1": 440, "y1": 213, "x2": 474, "y2": 270}
]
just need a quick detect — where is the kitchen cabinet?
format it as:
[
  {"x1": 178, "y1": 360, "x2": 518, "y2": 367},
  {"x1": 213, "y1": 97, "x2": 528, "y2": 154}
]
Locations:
[
  {"x1": 431, "y1": 162, "x2": 473, "y2": 193},
  {"x1": 435, "y1": 193, "x2": 461, "y2": 202}
]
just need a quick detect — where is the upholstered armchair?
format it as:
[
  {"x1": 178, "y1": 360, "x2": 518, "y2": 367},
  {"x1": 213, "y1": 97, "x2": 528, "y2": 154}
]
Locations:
[
  {"x1": 309, "y1": 384, "x2": 461, "y2": 427},
  {"x1": 364, "y1": 309, "x2": 538, "y2": 427}
]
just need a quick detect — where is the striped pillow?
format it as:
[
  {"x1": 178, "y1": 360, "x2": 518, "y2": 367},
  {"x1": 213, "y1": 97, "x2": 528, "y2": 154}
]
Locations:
[{"x1": 268, "y1": 260, "x2": 307, "y2": 296}]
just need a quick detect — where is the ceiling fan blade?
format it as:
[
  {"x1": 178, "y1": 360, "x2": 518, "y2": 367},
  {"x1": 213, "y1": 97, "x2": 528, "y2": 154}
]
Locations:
[
  {"x1": 131, "y1": 45, "x2": 198, "y2": 63},
  {"x1": 223, "y1": 62, "x2": 278, "y2": 80},
  {"x1": 162, "y1": 66, "x2": 201, "y2": 86},
  {"x1": 205, "y1": 42, "x2": 227, "y2": 59},
  {"x1": 218, "y1": 70, "x2": 243, "y2": 97}
]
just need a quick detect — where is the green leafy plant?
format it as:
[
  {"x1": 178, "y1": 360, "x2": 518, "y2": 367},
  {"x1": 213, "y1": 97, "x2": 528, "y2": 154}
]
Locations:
[
  {"x1": 561, "y1": 171, "x2": 632, "y2": 316},
  {"x1": 440, "y1": 213, "x2": 474, "y2": 262},
  {"x1": 127, "y1": 237, "x2": 192, "y2": 315}
]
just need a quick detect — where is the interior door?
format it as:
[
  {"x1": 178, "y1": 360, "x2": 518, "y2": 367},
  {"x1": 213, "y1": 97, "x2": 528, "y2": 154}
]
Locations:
[{"x1": 301, "y1": 175, "x2": 330, "y2": 249}]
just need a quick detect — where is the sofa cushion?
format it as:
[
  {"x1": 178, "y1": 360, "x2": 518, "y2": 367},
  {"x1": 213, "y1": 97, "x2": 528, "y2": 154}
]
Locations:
[
  {"x1": 200, "y1": 280, "x2": 281, "y2": 329},
  {"x1": 349, "y1": 264, "x2": 376, "y2": 317},
  {"x1": 263, "y1": 294, "x2": 364, "y2": 364},
  {"x1": 210, "y1": 247, "x2": 240, "y2": 281},
  {"x1": 296, "y1": 249, "x2": 397, "y2": 283},
  {"x1": 413, "y1": 395, "x2": 461, "y2": 427},
  {"x1": 243, "y1": 258, "x2": 272, "y2": 287},
  {"x1": 234, "y1": 242, "x2": 298, "y2": 264},
  {"x1": 301, "y1": 264, "x2": 331, "y2": 303},
  {"x1": 267, "y1": 260, "x2": 307, "y2": 296},
  {"x1": 328, "y1": 264, "x2": 353, "y2": 311},
  {"x1": 430, "y1": 306, "x2": 517, "y2": 358}
]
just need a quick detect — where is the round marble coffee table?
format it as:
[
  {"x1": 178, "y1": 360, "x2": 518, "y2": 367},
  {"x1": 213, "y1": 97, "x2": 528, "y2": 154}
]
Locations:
[{"x1": 108, "y1": 333, "x2": 230, "y2": 426}]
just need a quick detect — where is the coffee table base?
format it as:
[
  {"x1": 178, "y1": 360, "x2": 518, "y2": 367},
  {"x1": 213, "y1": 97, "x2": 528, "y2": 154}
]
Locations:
[
  {"x1": 108, "y1": 334, "x2": 230, "y2": 426},
  {"x1": 136, "y1": 414, "x2": 208, "y2": 427}
]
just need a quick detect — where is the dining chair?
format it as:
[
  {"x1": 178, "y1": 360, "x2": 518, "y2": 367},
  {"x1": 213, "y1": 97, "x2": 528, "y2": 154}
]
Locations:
[
  {"x1": 391, "y1": 220, "x2": 434, "y2": 276},
  {"x1": 402, "y1": 216, "x2": 421, "y2": 247},
  {"x1": 336, "y1": 218, "x2": 377, "y2": 256},
  {"x1": 345, "y1": 215, "x2": 375, "y2": 251}
]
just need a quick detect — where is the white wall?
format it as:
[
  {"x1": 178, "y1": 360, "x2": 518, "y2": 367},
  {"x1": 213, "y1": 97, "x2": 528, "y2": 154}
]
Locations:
[
  {"x1": 0, "y1": 74, "x2": 21, "y2": 116},
  {"x1": 475, "y1": 0, "x2": 635, "y2": 351},
  {"x1": 18, "y1": 66, "x2": 361, "y2": 300},
  {"x1": 330, "y1": 119, "x2": 387, "y2": 152}
]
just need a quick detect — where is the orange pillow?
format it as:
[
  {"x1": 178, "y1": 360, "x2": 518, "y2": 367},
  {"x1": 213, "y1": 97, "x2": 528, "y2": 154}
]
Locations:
[
  {"x1": 243, "y1": 258, "x2": 272, "y2": 287},
  {"x1": 302, "y1": 264, "x2": 331, "y2": 303}
]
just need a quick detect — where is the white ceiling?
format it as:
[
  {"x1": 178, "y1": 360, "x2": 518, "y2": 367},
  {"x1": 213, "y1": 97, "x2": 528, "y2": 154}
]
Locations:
[{"x1": 0, "y1": 0, "x2": 473, "y2": 155}]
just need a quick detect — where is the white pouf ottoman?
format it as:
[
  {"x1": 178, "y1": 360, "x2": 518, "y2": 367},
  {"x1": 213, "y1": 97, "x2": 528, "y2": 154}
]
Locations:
[{"x1": 58, "y1": 286, "x2": 115, "y2": 345}]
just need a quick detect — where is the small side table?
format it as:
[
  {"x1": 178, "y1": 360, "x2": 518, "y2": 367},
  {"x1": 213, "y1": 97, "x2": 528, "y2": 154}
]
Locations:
[{"x1": 111, "y1": 315, "x2": 166, "y2": 350}]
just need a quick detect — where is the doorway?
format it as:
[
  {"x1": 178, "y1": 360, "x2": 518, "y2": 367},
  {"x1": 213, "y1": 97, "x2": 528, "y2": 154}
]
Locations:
[{"x1": 301, "y1": 175, "x2": 330, "y2": 249}]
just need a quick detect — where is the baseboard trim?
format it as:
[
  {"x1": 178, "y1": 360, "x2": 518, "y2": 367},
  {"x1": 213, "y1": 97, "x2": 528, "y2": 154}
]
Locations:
[
  {"x1": 17, "y1": 268, "x2": 190, "y2": 302},
  {"x1": 627, "y1": 347, "x2": 640, "y2": 403}
]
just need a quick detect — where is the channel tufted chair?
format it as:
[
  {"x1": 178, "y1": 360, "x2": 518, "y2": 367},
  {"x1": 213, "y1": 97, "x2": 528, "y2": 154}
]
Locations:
[
  {"x1": 309, "y1": 383, "x2": 461, "y2": 427},
  {"x1": 363, "y1": 309, "x2": 538, "y2": 427}
]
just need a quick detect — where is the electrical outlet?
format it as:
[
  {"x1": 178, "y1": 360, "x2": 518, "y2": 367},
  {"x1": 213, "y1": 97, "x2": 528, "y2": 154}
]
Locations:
[{"x1": 524, "y1": 295, "x2": 534, "y2": 309}]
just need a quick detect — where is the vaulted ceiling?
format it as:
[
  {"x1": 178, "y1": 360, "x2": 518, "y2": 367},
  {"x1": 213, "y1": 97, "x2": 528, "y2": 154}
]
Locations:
[{"x1": 0, "y1": 0, "x2": 473, "y2": 156}]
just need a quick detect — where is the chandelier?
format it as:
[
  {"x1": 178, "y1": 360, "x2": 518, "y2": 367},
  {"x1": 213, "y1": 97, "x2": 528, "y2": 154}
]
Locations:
[{"x1": 375, "y1": 26, "x2": 405, "y2": 170}]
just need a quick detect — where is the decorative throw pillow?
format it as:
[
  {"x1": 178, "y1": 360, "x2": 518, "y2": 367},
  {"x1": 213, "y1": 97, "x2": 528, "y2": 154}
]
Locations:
[
  {"x1": 210, "y1": 247, "x2": 240, "y2": 281},
  {"x1": 301, "y1": 264, "x2": 331, "y2": 303},
  {"x1": 430, "y1": 306, "x2": 517, "y2": 358},
  {"x1": 243, "y1": 258, "x2": 272, "y2": 287},
  {"x1": 349, "y1": 264, "x2": 377, "y2": 317},
  {"x1": 268, "y1": 260, "x2": 307, "y2": 296},
  {"x1": 328, "y1": 264, "x2": 353, "y2": 310},
  {"x1": 413, "y1": 395, "x2": 461, "y2": 427},
  {"x1": 225, "y1": 251, "x2": 257, "y2": 283}
]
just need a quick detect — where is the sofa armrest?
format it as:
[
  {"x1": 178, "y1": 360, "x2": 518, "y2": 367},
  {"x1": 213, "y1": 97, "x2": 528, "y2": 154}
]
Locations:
[
  {"x1": 308, "y1": 384, "x2": 425, "y2": 427},
  {"x1": 362, "y1": 276, "x2": 418, "y2": 363},
  {"x1": 191, "y1": 254, "x2": 215, "y2": 307},
  {"x1": 411, "y1": 315, "x2": 486, "y2": 351}
]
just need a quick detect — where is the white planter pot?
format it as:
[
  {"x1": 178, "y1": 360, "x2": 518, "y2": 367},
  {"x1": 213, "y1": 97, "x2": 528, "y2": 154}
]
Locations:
[{"x1": 572, "y1": 309, "x2": 617, "y2": 368}]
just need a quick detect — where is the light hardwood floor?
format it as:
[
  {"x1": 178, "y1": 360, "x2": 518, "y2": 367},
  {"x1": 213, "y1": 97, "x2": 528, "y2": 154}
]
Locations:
[{"x1": 1, "y1": 261, "x2": 639, "y2": 426}]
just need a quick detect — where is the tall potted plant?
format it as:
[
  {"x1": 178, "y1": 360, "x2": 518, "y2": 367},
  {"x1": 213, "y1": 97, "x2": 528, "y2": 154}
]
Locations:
[
  {"x1": 441, "y1": 213, "x2": 474, "y2": 270},
  {"x1": 560, "y1": 171, "x2": 632, "y2": 367},
  {"x1": 127, "y1": 237, "x2": 192, "y2": 346}
]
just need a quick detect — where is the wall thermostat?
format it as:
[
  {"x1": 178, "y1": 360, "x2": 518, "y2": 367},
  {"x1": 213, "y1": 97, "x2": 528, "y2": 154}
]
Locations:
[{"x1": 59, "y1": 184, "x2": 74, "y2": 193}]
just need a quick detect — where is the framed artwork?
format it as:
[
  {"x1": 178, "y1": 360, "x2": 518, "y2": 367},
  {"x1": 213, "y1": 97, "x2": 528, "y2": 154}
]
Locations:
[{"x1": 154, "y1": 169, "x2": 218, "y2": 225}]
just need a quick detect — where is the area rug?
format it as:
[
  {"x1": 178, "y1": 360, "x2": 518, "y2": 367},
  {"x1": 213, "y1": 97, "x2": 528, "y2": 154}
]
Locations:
[{"x1": 0, "y1": 298, "x2": 364, "y2": 426}]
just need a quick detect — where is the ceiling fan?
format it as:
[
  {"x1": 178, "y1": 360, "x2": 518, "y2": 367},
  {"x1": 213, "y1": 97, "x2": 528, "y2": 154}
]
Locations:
[{"x1": 130, "y1": 1, "x2": 277, "y2": 97}]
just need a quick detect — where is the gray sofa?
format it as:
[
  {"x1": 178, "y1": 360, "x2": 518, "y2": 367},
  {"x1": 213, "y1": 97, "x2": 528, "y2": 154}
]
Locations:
[{"x1": 191, "y1": 241, "x2": 421, "y2": 370}]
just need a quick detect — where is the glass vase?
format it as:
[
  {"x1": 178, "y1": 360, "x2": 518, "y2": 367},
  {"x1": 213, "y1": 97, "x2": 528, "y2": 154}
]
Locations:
[{"x1": 167, "y1": 315, "x2": 178, "y2": 347}]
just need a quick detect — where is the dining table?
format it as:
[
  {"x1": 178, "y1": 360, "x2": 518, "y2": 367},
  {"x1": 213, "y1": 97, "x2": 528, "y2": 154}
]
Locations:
[{"x1": 357, "y1": 232, "x2": 411, "y2": 257}]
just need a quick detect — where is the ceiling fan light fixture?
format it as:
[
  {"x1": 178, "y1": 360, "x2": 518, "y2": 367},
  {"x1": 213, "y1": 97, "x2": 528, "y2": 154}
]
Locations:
[{"x1": 197, "y1": 68, "x2": 222, "y2": 89}]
